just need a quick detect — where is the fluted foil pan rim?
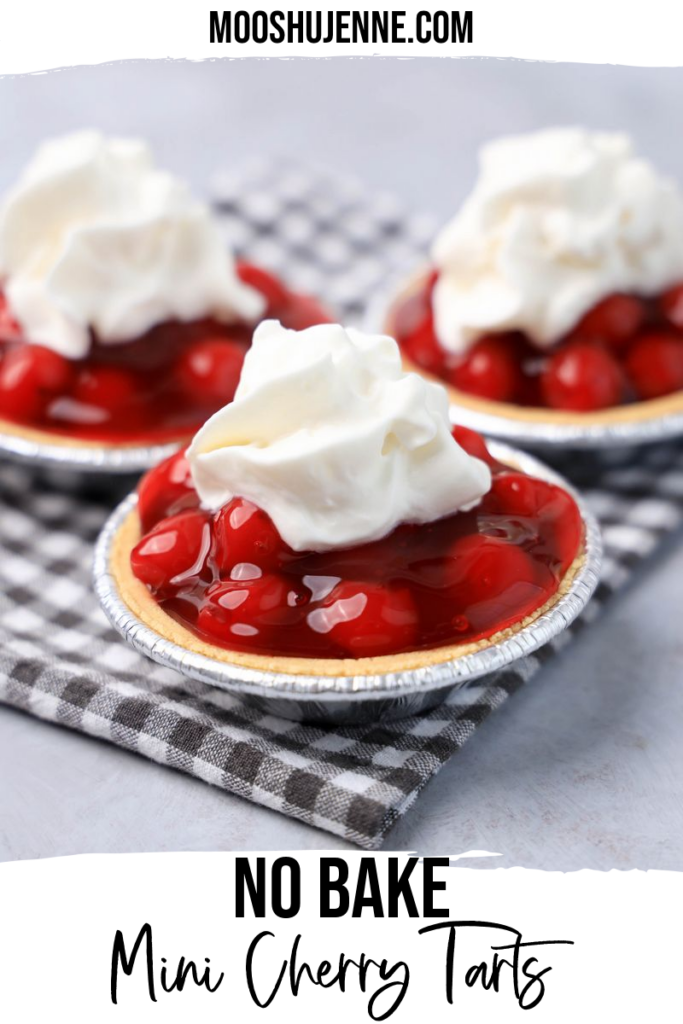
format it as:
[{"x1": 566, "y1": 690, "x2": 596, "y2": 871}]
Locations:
[
  {"x1": 0, "y1": 428, "x2": 181, "y2": 474},
  {"x1": 93, "y1": 442, "x2": 602, "y2": 714}
]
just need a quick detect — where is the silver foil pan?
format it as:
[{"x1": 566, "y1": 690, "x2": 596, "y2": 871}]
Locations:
[
  {"x1": 0, "y1": 428, "x2": 180, "y2": 476},
  {"x1": 366, "y1": 270, "x2": 683, "y2": 451},
  {"x1": 93, "y1": 442, "x2": 602, "y2": 725},
  {"x1": 443, "y1": 400, "x2": 683, "y2": 451}
]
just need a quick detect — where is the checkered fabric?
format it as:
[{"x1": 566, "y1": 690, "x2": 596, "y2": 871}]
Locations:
[{"x1": 1, "y1": 160, "x2": 683, "y2": 850}]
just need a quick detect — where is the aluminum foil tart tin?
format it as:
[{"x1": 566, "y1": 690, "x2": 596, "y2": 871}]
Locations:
[
  {"x1": 366, "y1": 269, "x2": 683, "y2": 452},
  {"x1": 0, "y1": 427, "x2": 181, "y2": 475},
  {"x1": 441, "y1": 397, "x2": 683, "y2": 451},
  {"x1": 94, "y1": 442, "x2": 602, "y2": 725}
]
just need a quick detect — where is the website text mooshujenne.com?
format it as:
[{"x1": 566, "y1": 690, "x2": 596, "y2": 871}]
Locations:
[{"x1": 209, "y1": 10, "x2": 473, "y2": 46}]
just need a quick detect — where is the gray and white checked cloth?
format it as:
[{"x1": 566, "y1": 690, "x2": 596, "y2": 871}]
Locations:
[{"x1": 2, "y1": 160, "x2": 683, "y2": 849}]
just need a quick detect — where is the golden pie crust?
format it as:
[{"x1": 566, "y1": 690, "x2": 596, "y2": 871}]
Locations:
[
  {"x1": 109, "y1": 504, "x2": 586, "y2": 678},
  {"x1": 385, "y1": 269, "x2": 683, "y2": 427},
  {"x1": 0, "y1": 416, "x2": 189, "y2": 450}
]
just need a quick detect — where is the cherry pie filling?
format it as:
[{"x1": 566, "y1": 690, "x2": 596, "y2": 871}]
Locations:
[
  {"x1": 395, "y1": 273, "x2": 683, "y2": 412},
  {"x1": 0, "y1": 262, "x2": 331, "y2": 443},
  {"x1": 128, "y1": 427, "x2": 583, "y2": 660}
]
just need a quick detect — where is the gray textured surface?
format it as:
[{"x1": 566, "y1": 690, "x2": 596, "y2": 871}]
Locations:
[{"x1": 2, "y1": 58, "x2": 683, "y2": 866}]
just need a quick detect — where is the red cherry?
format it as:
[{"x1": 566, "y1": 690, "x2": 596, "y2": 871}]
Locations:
[
  {"x1": 396, "y1": 274, "x2": 437, "y2": 338},
  {"x1": 541, "y1": 342, "x2": 624, "y2": 411},
  {"x1": 483, "y1": 471, "x2": 548, "y2": 520},
  {"x1": 307, "y1": 581, "x2": 418, "y2": 658},
  {"x1": 401, "y1": 316, "x2": 445, "y2": 376},
  {"x1": 213, "y1": 498, "x2": 292, "y2": 574},
  {"x1": 451, "y1": 424, "x2": 497, "y2": 468},
  {"x1": 236, "y1": 263, "x2": 332, "y2": 330},
  {"x1": 236, "y1": 261, "x2": 289, "y2": 311},
  {"x1": 278, "y1": 293, "x2": 332, "y2": 330},
  {"x1": 441, "y1": 534, "x2": 544, "y2": 633},
  {"x1": 137, "y1": 449, "x2": 198, "y2": 533},
  {"x1": 572, "y1": 294, "x2": 645, "y2": 349},
  {"x1": 483, "y1": 471, "x2": 556, "y2": 518},
  {"x1": 0, "y1": 344, "x2": 73, "y2": 420},
  {"x1": 548, "y1": 493, "x2": 584, "y2": 573},
  {"x1": 197, "y1": 574, "x2": 289, "y2": 646},
  {"x1": 659, "y1": 284, "x2": 683, "y2": 330},
  {"x1": 395, "y1": 277, "x2": 445, "y2": 376},
  {"x1": 130, "y1": 509, "x2": 212, "y2": 596},
  {"x1": 625, "y1": 332, "x2": 683, "y2": 400},
  {"x1": 72, "y1": 366, "x2": 138, "y2": 416},
  {"x1": 175, "y1": 337, "x2": 245, "y2": 405},
  {"x1": 482, "y1": 472, "x2": 583, "y2": 571},
  {"x1": 449, "y1": 334, "x2": 526, "y2": 403}
]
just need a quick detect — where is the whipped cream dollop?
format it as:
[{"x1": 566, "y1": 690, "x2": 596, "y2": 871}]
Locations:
[
  {"x1": 432, "y1": 128, "x2": 683, "y2": 354},
  {"x1": 188, "y1": 321, "x2": 491, "y2": 552},
  {"x1": 0, "y1": 131, "x2": 264, "y2": 359}
]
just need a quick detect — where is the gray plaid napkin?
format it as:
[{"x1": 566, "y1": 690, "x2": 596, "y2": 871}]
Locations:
[{"x1": 1, "y1": 161, "x2": 683, "y2": 849}]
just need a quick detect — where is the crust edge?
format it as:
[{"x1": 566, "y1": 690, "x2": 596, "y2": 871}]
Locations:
[{"x1": 109, "y1": 506, "x2": 587, "y2": 678}]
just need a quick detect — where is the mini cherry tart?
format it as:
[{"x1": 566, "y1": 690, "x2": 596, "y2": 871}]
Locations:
[
  {"x1": 0, "y1": 262, "x2": 331, "y2": 444},
  {"x1": 129, "y1": 429, "x2": 583, "y2": 660},
  {"x1": 394, "y1": 273, "x2": 683, "y2": 412}
]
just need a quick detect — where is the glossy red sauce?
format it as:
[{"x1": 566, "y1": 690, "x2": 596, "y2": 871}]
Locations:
[
  {"x1": 0, "y1": 262, "x2": 331, "y2": 443},
  {"x1": 129, "y1": 428, "x2": 583, "y2": 660},
  {"x1": 395, "y1": 273, "x2": 683, "y2": 411}
]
